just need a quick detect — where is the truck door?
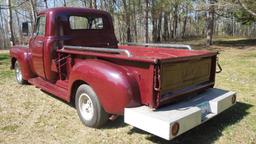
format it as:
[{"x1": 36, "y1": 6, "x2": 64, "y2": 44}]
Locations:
[{"x1": 30, "y1": 16, "x2": 46, "y2": 78}]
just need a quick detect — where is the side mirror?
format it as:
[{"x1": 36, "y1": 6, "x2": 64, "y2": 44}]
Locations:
[{"x1": 22, "y1": 22, "x2": 29, "y2": 36}]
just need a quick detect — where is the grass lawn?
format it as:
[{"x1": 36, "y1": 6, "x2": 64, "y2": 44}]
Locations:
[{"x1": 0, "y1": 38, "x2": 255, "y2": 144}]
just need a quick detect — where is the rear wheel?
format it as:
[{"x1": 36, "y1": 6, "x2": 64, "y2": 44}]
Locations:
[
  {"x1": 14, "y1": 61, "x2": 26, "y2": 84},
  {"x1": 75, "y1": 84, "x2": 109, "y2": 128}
]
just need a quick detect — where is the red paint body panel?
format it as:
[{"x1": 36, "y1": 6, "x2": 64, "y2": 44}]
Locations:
[
  {"x1": 69, "y1": 59, "x2": 141, "y2": 114},
  {"x1": 119, "y1": 45, "x2": 216, "y2": 62},
  {"x1": 9, "y1": 7, "x2": 218, "y2": 115},
  {"x1": 9, "y1": 46, "x2": 35, "y2": 80}
]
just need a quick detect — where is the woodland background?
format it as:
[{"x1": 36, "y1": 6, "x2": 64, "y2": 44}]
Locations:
[
  {"x1": 0, "y1": 1, "x2": 256, "y2": 143},
  {"x1": 0, "y1": 0, "x2": 256, "y2": 49}
]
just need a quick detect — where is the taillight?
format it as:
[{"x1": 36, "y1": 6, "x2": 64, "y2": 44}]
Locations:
[{"x1": 171, "y1": 122, "x2": 180, "y2": 136}]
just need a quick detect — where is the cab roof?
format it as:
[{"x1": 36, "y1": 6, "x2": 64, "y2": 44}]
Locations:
[{"x1": 38, "y1": 7, "x2": 110, "y2": 16}]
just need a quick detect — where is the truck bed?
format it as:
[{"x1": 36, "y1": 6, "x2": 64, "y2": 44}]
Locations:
[
  {"x1": 59, "y1": 45, "x2": 217, "y2": 64},
  {"x1": 58, "y1": 45, "x2": 217, "y2": 108}
]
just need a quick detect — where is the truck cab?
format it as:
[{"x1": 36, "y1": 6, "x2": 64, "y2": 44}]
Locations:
[{"x1": 9, "y1": 7, "x2": 236, "y2": 140}]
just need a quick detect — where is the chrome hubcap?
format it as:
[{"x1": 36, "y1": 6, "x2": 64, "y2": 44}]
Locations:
[
  {"x1": 15, "y1": 63, "x2": 22, "y2": 82},
  {"x1": 79, "y1": 93, "x2": 94, "y2": 121}
]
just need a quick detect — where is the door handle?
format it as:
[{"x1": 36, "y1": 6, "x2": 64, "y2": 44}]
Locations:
[{"x1": 37, "y1": 41, "x2": 44, "y2": 45}]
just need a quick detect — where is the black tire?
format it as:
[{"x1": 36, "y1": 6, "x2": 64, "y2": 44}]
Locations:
[
  {"x1": 75, "y1": 84, "x2": 109, "y2": 128},
  {"x1": 14, "y1": 61, "x2": 26, "y2": 84}
]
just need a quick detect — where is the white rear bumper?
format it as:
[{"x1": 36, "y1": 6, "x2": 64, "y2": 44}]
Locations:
[{"x1": 124, "y1": 88, "x2": 236, "y2": 140}]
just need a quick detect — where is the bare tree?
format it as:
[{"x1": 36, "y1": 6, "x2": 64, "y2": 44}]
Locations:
[
  {"x1": 29, "y1": 0, "x2": 37, "y2": 24},
  {"x1": 238, "y1": 0, "x2": 256, "y2": 17},
  {"x1": 63, "y1": 0, "x2": 67, "y2": 7},
  {"x1": 145, "y1": 0, "x2": 149, "y2": 42},
  {"x1": 132, "y1": 0, "x2": 137, "y2": 42},
  {"x1": 0, "y1": 9, "x2": 7, "y2": 49},
  {"x1": 182, "y1": 4, "x2": 188, "y2": 38},
  {"x1": 89, "y1": 0, "x2": 93, "y2": 8},
  {"x1": 206, "y1": 0, "x2": 215, "y2": 46},
  {"x1": 44, "y1": 0, "x2": 48, "y2": 8},
  {"x1": 15, "y1": 9, "x2": 23, "y2": 44},
  {"x1": 122, "y1": 0, "x2": 132, "y2": 42},
  {"x1": 94, "y1": 0, "x2": 97, "y2": 9},
  {"x1": 173, "y1": 3, "x2": 178, "y2": 40},
  {"x1": 163, "y1": 11, "x2": 170, "y2": 41},
  {"x1": 7, "y1": 0, "x2": 15, "y2": 46}
]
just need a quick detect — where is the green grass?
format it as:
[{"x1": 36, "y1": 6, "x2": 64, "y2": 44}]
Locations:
[
  {"x1": 1, "y1": 125, "x2": 19, "y2": 133},
  {"x1": 0, "y1": 52, "x2": 12, "y2": 81},
  {"x1": 0, "y1": 39, "x2": 255, "y2": 143}
]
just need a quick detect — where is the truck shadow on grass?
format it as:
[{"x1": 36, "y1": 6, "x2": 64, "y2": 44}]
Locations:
[
  {"x1": 214, "y1": 39, "x2": 256, "y2": 48},
  {"x1": 126, "y1": 102, "x2": 252, "y2": 144},
  {"x1": 188, "y1": 38, "x2": 256, "y2": 50},
  {"x1": 41, "y1": 90, "x2": 129, "y2": 129}
]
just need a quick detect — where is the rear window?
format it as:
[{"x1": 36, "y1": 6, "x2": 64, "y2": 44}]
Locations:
[{"x1": 69, "y1": 16, "x2": 103, "y2": 30}]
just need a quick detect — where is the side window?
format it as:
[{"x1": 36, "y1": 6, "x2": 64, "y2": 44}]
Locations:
[
  {"x1": 35, "y1": 16, "x2": 46, "y2": 35},
  {"x1": 69, "y1": 16, "x2": 104, "y2": 30},
  {"x1": 90, "y1": 18, "x2": 103, "y2": 29}
]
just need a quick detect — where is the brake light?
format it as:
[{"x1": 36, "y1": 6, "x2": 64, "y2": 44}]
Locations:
[{"x1": 171, "y1": 122, "x2": 180, "y2": 136}]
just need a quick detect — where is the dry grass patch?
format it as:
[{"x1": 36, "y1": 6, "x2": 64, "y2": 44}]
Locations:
[{"x1": 0, "y1": 40, "x2": 255, "y2": 143}]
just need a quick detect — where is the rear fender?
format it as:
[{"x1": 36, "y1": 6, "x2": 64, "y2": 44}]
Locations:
[
  {"x1": 9, "y1": 47, "x2": 34, "y2": 80},
  {"x1": 69, "y1": 59, "x2": 141, "y2": 115}
]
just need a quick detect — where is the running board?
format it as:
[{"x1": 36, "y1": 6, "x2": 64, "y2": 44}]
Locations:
[
  {"x1": 124, "y1": 88, "x2": 236, "y2": 140},
  {"x1": 28, "y1": 77, "x2": 69, "y2": 101}
]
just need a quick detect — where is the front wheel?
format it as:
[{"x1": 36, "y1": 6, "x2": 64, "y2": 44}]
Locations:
[
  {"x1": 75, "y1": 84, "x2": 109, "y2": 128},
  {"x1": 14, "y1": 61, "x2": 26, "y2": 84}
]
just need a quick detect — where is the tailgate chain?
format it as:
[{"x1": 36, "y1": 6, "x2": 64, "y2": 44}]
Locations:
[
  {"x1": 153, "y1": 65, "x2": 161, "y2": 91},
  {"x1": 153, "y1": 65, "x2": 161, "y2": 107},
  {"x1": 216, "y1": 57, "x2": 222, "y2": 73}
]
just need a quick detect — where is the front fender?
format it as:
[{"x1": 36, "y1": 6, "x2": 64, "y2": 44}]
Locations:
[
  {"x1": 69, "y1": 59, "x2": 141, "y2": 115},
  {"x1": 9, "y1": 46, "x2": 34, "y2": 80}
]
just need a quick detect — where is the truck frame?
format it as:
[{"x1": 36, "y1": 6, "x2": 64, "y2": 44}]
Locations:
[{"x1": 9, "y1": 7, "x2": 236, "y2": 140}]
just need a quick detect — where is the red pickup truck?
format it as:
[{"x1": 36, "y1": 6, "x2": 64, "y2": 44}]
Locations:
[{"x1": 9, "y1": 7, "x2": 236, "y2": 140}]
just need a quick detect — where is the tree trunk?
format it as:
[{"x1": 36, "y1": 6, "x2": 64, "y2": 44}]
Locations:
[
  {"x1": 163, "y1": 11, "x2": 169, "y2": 41},
  {"x1": 173, "y1": 4, "x2": 178, "y2": 40},
  {"x1": 82, "y1": 0, "x2": 87, "y2": 7},
  {"x1": 132, "y1": 0, "x2": 137, "y2": 42},
  {"x1": 15, "y1": 9, "x2": 23, "y2": 44},
  {"x1": 7, "y1": 0, "x2": 15, "y2": 46},
  {"x1": 44, "y1": 0, "x2": 48, "y2": 8},
  {"x1": 145, "y1": 0, "x2": 149, "y2": 43},
  {"x1": 29, "y1": 0, "x2": 37, "y2": 24},
  {"x1": 122, "y1": 0, "x2": 132, "y2": 42},
  {"x1": 152, "y1": 19, "x2": 158, "y2": 42},
  {"x1": 169, "y1": 15, "x2": 173, "y2": 39},
  {"x1": 151, "y1": 0, "x2": 158, "y2": 42},
  {"x1": 89, "y1": 0, "x2": 93, "y2": 8},
  {"x1": 109, "y1": 0, "x2": 114, "y2": 17},
  {"x1": 63, "y1": 0, "x2": 67, "y2": 7},
  {"x1": 94, "y1": 0, "x2": 97, "y2": 9},
  {"x1": 157, "y1": 12, "x2": 162, "y2": 42},
  {"x1": 182, "y1": 5, "x2": 188, "y2": 39},
  {"x1": 0, "y1": 9, "x2": 7, "y2": 49},
  {"x1": 206, "y1": 0, "x2": 215, "y2": 46}
]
